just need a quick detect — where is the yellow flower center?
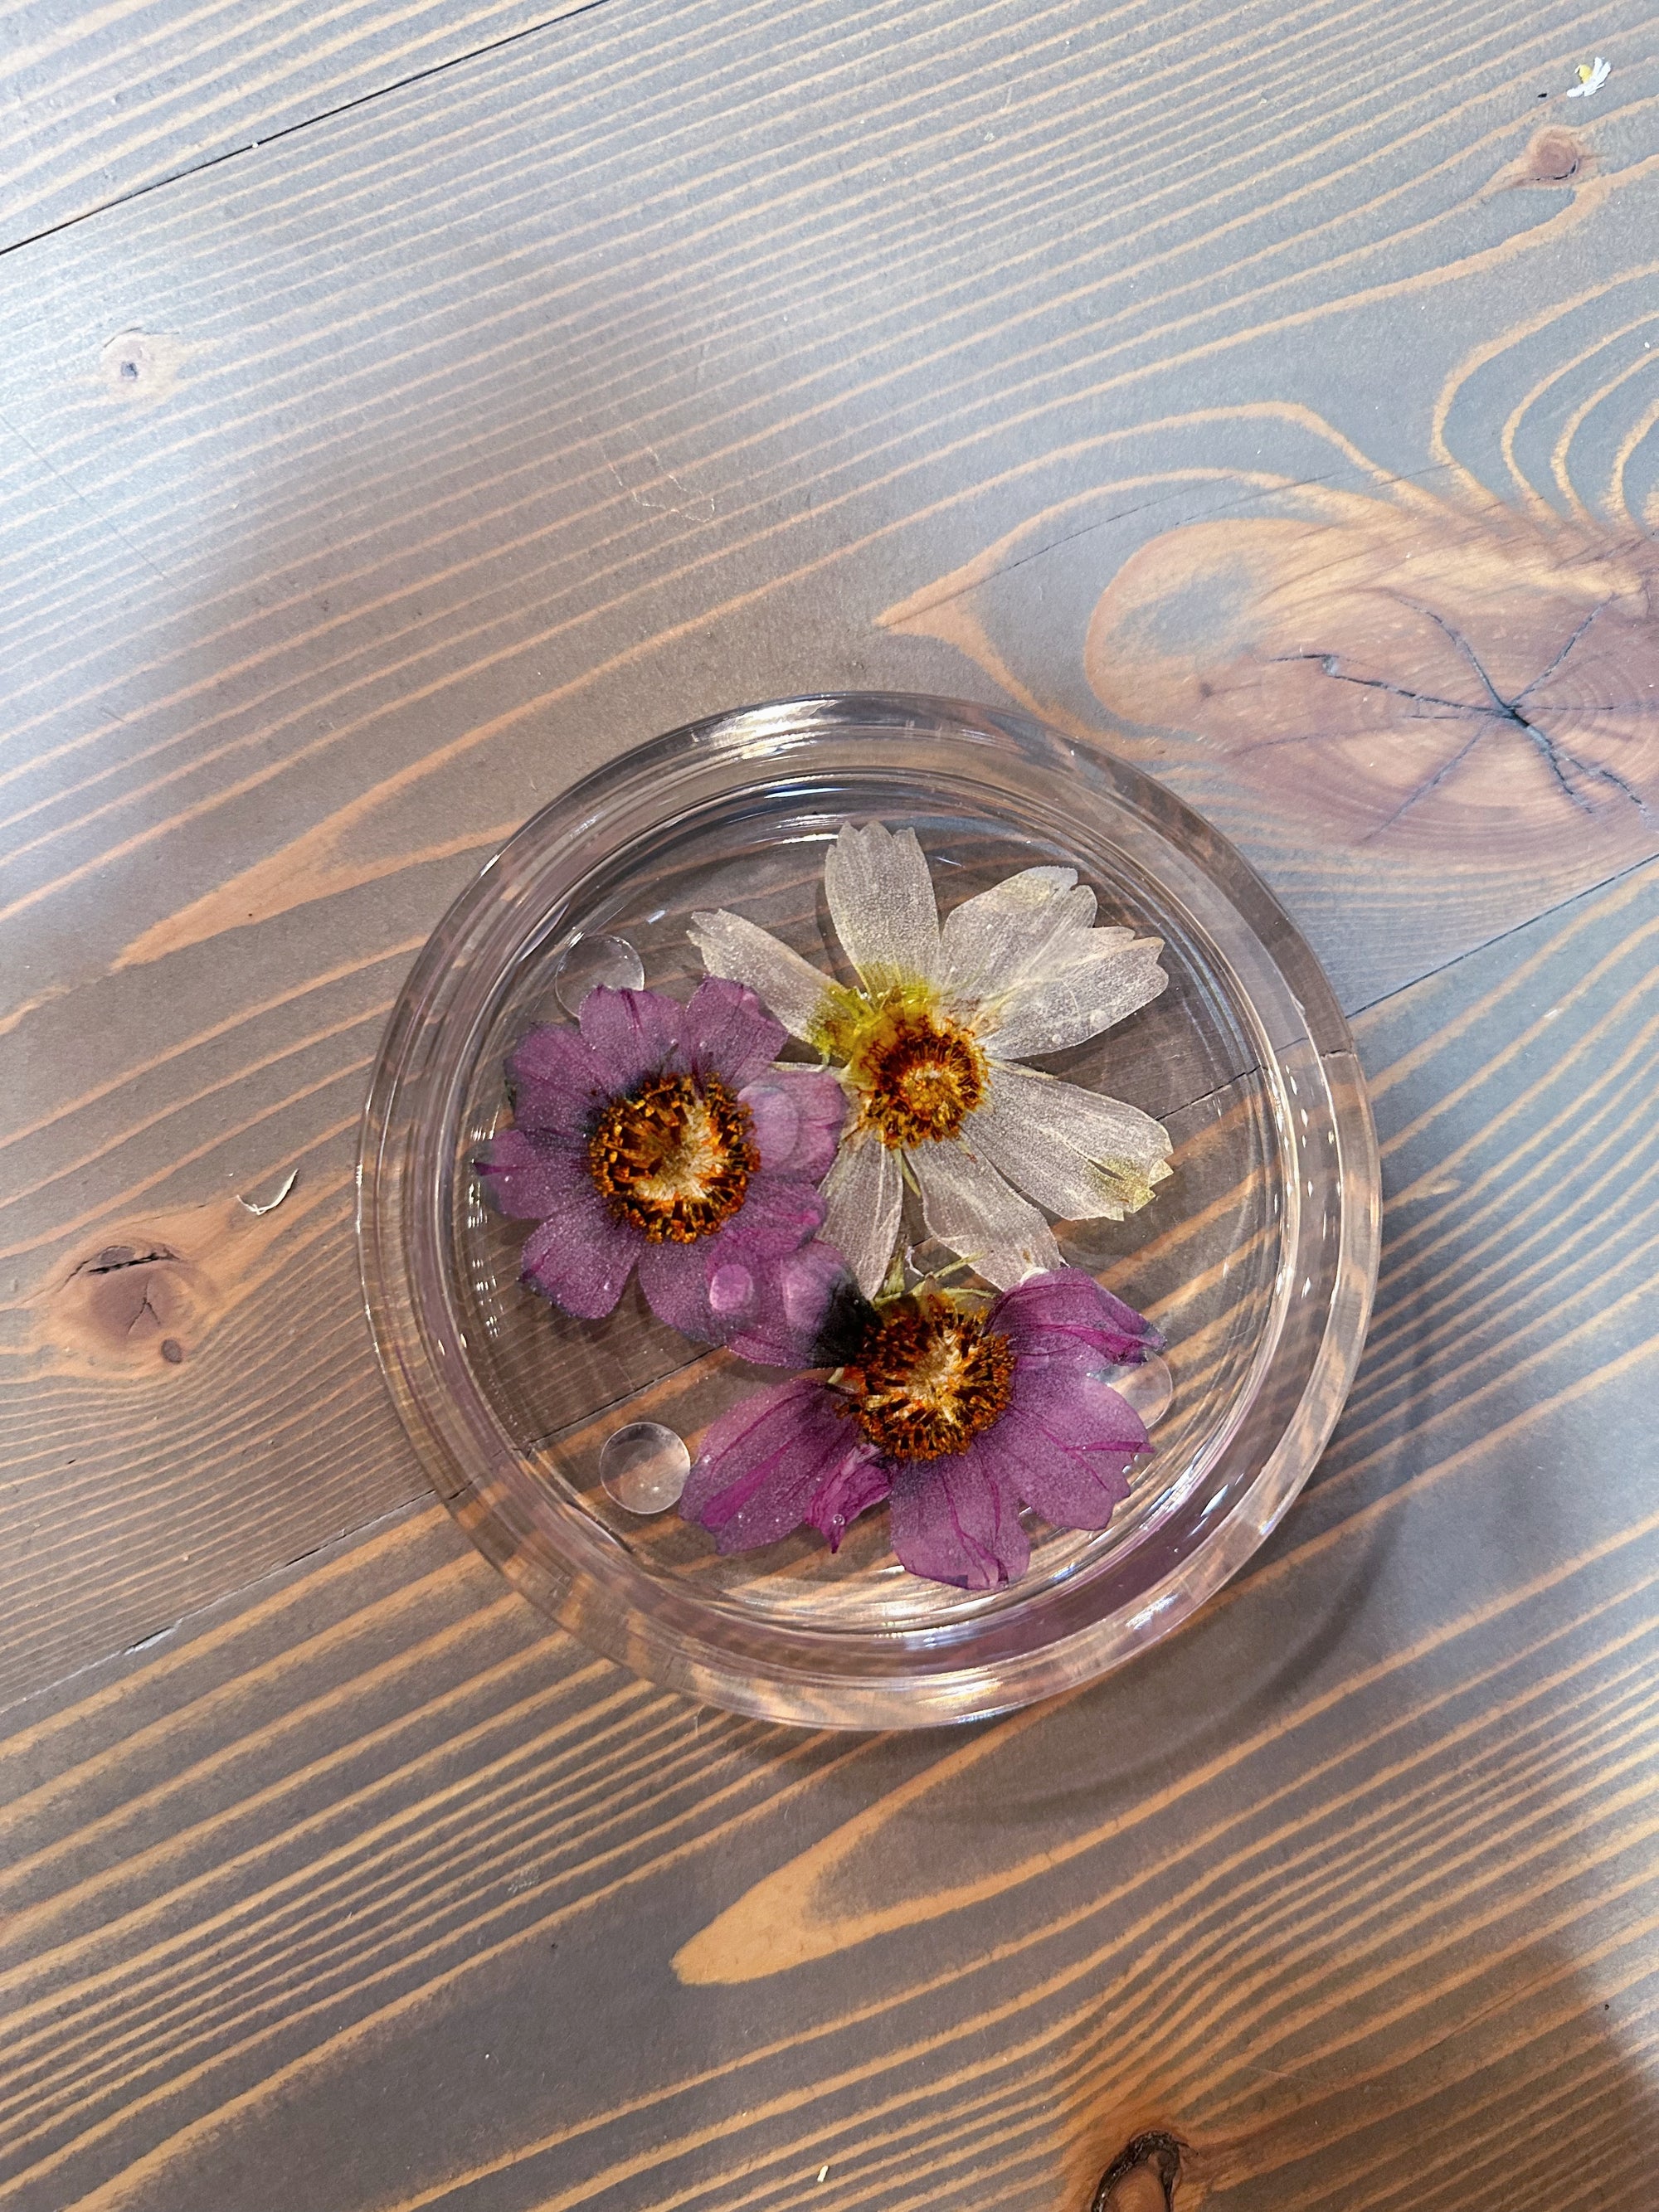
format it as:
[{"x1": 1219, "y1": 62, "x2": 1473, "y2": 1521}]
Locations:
[
  {"x1": 588, "y1": 1074, "x2": 759, "y2": 1242},
  {"x1": 814, "y1": 981, "x2": 988, "y2": 1149},
  {"x1": 845, "y1": 1303, "x2": 1015, "y2": 1461}
]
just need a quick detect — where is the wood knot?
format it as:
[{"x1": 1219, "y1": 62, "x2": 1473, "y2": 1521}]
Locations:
[
  {"x1": 1480, "y1": 127, "x2": 1594, "y2": 197},
  {"x1": 1091, "y1": 2131, "x2": 1185, "y2": 2210},
  {"x1": 32, "y1": 1194, "x2": 300, "y2": 1379},
  {"x1": 99, "y1": 328, "x2": 192, "y2": 404},
  {"x1": 66, "y1": 1244, "x2": 195, "y2": 1361},
  {"x1": 1527, "y1": 129, "x2": 1585, "y2": 182}
]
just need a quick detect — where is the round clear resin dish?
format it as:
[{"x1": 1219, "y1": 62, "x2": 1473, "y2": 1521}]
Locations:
[{"x1": 358, "y1": 693, "x2": 1379, "y2": 1728}]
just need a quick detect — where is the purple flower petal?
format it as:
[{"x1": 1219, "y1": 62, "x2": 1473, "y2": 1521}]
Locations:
[
  {"x1": 682, "y1": 1378, "x2": 880, "y2": 1553},
  {"x1": 577, "y1": 986, "x2": 685, "y2": 1092},
  {"x1": 990, "y1": 1267, "x2": 1165, "y2": 1369},
  {"x1": 740, "y1": 1068, "x2": 846, "y2": 1179},
  {"x1": 1011, "y1": 1359, "x2": 1150, "y2": 1455},
  {"x1": 708, "y1": 1168, "x2": 826, "y2": 1261},
  {"x1": 505, "y1": 1023, "x2": 611, "y2": 1135},
  {"x1": 722, "y1": 1239, "x2": 873, "y2": 1369},
  {"x1": 476, "y1": 1125, "x2": 590, "y2": 1223},
  {"x1": 518, "y1": 1192, "x2": 640, "y2": 1320},
  {"x1": 992, "y1": 1383, "x2": 1146, "y2": 1529},
  {"x1": 635, "y1": 1236, "x2": 718, "y2": 1341},
  {"x1": 483, "y1": 984, "x2": 847, "y2": 1339},
  {"x1": 739, "y1": 1080, "x2": 799, "y2": 1174},
  {"x1": 888, "y1": 1450, "x2": 1029, "y2": 1591},
  {"x1": 643, "y1": 1233, "x2": 864, "y2": 1361},
  {"x1": 708, "y1": 1262, "x2": 757, "y2": 1319},
  {"x1": 805, "y1": 1451, "x2": 893, "y2": 1552},
  {"x1": 683, "y1": 976, "x2": 786, "y2": 1091}
]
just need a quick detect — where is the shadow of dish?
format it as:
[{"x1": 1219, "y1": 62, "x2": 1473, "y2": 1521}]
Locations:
[
  {"x1": 1076, "y1": 1939, "x2": 1659, "y2": 2210},
  {"x1": 1175, "y1": 1960, "x2": 1659, "y2": 2212},
  {"x1": 671, "y1": 1486, "x2": 1399, "y2": 1992}
]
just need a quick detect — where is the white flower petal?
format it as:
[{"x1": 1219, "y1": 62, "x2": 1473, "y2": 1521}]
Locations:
[
  {"x1": 824, "y1": 823, "x2": 940, "y2": 991},
  {"x1": 688, "y1": 909, "x2": 831, "y2": 1039},
  {"x1": 912, "y1": 1140, "x2": 1061, "y2": 1290},
  {"x1": 820, "y1": 1134, "x2": 904, "y2": 1297},
  {"x1": 938, "y1": 866, "x2": 1097, "y2": 1001},
  {"x1": 969, "y1": 1064, "x2": 1171, "y2": 1220},
  {"x1": 980, "y1": 936, "x2": 1166, "y2": 1059}
]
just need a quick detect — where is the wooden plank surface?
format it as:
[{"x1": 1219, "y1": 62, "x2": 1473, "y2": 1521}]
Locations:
[
  {"x1": 0, "y1": 0, "x2": 593, "y2": 250},
  {"x1": 2, "y1": 0, "x2": 1657, "y2": 2202},
  {"x1": 7, "y1": 858, "x2": 1658, "y2": 2210},
  {"x1": 4, "y1": 0, "x2": 1657, "y2": 1695}
]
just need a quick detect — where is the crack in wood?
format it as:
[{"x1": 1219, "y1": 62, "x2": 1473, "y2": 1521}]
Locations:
[{"x1": 1271, "y1": 595, "x2": 1652, "y2": 834}]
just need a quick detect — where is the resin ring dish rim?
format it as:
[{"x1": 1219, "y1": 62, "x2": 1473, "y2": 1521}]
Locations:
[{"x1": 358, "y1": 693, "x2": 1381, "y2": 1729}]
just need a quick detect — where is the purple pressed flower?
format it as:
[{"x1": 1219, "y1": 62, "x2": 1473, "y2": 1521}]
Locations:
[
  {"x1": 681, "y1": 1267, "x2": 1165, "y2": 1588},
  {"x1": 478, "y1": 979, "x2": 847, "y2": 1355}
]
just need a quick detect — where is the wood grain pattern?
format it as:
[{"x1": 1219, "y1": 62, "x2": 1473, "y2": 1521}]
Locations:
[
  {"x1": 5, "y1": 859, "x2": 1657, "y2": 2210},
  {"x1": 0, "y1": 0, "x2": 596, "y2": 250},
  {"x1": 3, "y1": 0, "x2": 1658, "y2": 2201},
  {"x1": 3, "y1": 0, "x2": 1657, "y2": 1698}
]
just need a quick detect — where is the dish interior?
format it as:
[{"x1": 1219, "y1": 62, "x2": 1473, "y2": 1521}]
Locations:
[{"x1": 455, "y1": 787, "x2": 1279, "y2": 1634}]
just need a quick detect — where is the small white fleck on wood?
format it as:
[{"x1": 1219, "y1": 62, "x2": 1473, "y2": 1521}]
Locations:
[{"x1": 236, "y1": 1169, "x2": 297, "y2": 1216}]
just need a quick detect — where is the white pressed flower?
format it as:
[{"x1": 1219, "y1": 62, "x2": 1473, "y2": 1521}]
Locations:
[
  {"x1": 688, "y1": 823, "x2": 1173, "y2": 1296},
  {"x1": 1566, "y1": 56, "x2": 1610, "y2": 97}
]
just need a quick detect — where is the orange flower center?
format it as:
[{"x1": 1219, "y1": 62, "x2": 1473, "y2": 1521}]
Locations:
[
  {"x1": 845, "y1": 1304, "x2": 1015, "y2": 1461},
  {"x1": 850, "y1": 1004, "x2": 987, "y2": 1148},
  {"x1": 588, "y1": 1074, "x2": 758, "y2": 1242}
]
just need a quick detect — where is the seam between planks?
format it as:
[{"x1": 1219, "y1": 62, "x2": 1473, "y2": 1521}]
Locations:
[{"x1": 0, "y1": 0, "x2": 626, "y2": 267}]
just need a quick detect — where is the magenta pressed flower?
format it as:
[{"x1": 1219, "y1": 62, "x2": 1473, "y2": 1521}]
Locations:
[
  {"x1": 680, "y1": 1266, "x2": 1165, "y2": 1589},
  {"x1": 478, "y1": 979, "x2": 848, "y2": 1359}
]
